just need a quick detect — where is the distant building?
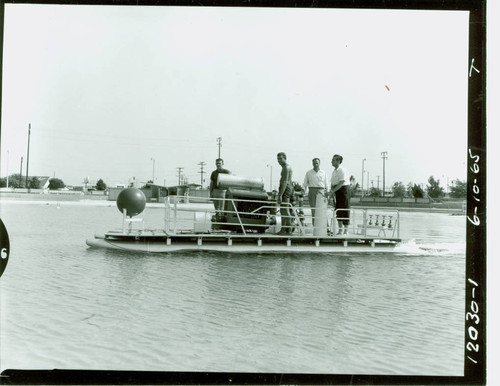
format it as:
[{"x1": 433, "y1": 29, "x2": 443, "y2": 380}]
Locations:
[
  {"x1": 166, "y1": 183, "x2": 201, "y2": 196},
  {"x1": 37, "y1": 176, "x2": 50, "y2": 189}
]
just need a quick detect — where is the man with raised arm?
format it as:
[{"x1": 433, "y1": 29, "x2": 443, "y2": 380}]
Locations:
[{"x1": 276, "y1": 152, "x2": 293, "y2": 235}]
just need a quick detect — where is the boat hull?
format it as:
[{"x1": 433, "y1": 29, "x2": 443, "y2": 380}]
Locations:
[{"x1": 86, "y1": 233, "x2": 401, "y2": 253}]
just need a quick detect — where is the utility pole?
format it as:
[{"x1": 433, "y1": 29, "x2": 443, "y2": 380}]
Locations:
[
  {"x1": 26, "y1": 123, "x2": 31, "y2": 191},
  {"x1": 381, "y1": 151, "x2": 388, "y2": 197},
  {"x1": 216, "y1": 137, "x2": 222, "y2": 159},
  {"x1": 176, "y1": 167, "x2": 184, "y2": 186},
  {"x1": 361, "y1": 158, "x2": 366, "y2": 197},
  {"x1": 19, "y1": 157, "x2": 23, "y2": 188},
  {"x1": 377, "y1": 175, "x2": 381, "y2": 191},
  {"x1": 198, "y1": 161, "x2": 206, "y2": 187}
]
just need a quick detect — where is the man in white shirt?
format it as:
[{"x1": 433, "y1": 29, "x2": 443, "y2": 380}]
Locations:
[
  {"x1": 303, "y1": 158, "x2": 329, "y2": 225},
  {"x1": 330, "y1": 154, "x2": 351, "y2": 235}
]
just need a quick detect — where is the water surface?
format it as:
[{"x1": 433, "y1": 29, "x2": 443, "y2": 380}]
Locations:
[{"x1": 0, "y1": 202, "x2": 466, "y2": 375}]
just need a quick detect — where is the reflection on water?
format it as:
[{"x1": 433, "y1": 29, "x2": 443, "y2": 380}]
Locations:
[{"x1": 0, "y1": 203, "x2": 465, "y2": 375}]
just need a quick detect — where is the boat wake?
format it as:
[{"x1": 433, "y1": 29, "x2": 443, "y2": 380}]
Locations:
[{"x1": 396, "y1": 239, "x2": 466, "y2": 255}]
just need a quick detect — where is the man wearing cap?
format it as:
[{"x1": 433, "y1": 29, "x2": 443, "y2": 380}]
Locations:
[
  {"x1": 303, "y1": 158, "x2": 329, "y2": 225},
  {"x1": 330, "y1": 154, "x2": 351, "y2": 235}
]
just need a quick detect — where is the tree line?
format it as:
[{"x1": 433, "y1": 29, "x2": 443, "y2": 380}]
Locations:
[
  {"x1": 1, "y1": 173, "x2": 466, "y2": 199},
  {"x1": 359, "y1": 176, "x2": 466, "y2": 199},
  {"x1": 0, "y1": 175, "x2": 108, "y2": 191}
]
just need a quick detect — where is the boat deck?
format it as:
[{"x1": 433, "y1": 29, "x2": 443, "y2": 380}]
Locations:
[{"x1": 87, "y1": 194, "x2": 402, "y2": 253}]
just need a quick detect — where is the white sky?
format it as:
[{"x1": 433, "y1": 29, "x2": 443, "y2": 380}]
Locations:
[{"x1": 1, "y1": 4, "x2": 469, "y2": 190}]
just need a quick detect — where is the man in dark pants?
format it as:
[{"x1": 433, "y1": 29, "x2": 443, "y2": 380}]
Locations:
[
  {"x1": 276, "y1": 152, "x2": 293, "y2": 235},
  {"x1": 330, "y1": 154, "x2": 351, "y2": 235}
]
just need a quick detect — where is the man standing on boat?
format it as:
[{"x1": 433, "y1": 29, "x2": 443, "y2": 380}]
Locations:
[
  {"x1": 330, "y1": 154, "x2": 351, "y2": 235},
  {"x1": 277, "y1": 152, "x2": 293, "y2": 235},
  {"x1": 303, "y1": 158, "x2": 329, "y2": 226},
  {"x1": 209, "y1": 158, "x2": 231, "y2": 213}
]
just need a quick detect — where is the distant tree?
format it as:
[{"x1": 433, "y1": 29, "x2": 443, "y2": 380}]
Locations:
[
  {"x1": 410, "y1": 184, "x2": 424, "y2": 198},
  {"x1": 4, "y1": 173, "x2": 24, "y2": 188},
  {"x1": 426, "y1": 176, "x2": 445, "y2": 199},
  {"x1": 48, "y1": 178, "x2": 65, "y2": 190},
  {"x1": 28, "y1": 177, "x2": 41, "y2": 189},
  {"x1": 367, "y1": 187, "x2": 381, "y2": 197},
  {"x1": 0, "y1": 178, "x2": 5, "y2": 188},
  {"x1": 352, "y1": 182, "x2": 360, "y2": 196},
  {"x1": 406, "y1": 183, "x2": 414, "y2": 198},
  {"x1": 391, "y1": 181, "x2": 406, "y2": 198},
  {"x1": 449, "y1": 179, "x2": 466, "y2": 199},
  {"x1": 95, "y1": 179, "x2": 107, "y2": 191}
]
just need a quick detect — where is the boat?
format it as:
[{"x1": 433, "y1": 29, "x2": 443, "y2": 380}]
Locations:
[{"x1": 86, "y1": 175, "x2": 402, "y2": 253}]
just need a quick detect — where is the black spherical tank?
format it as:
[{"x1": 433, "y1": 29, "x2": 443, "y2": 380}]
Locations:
[{"x1": 116, "y1": 188, "x2": 146, "y2": 217}]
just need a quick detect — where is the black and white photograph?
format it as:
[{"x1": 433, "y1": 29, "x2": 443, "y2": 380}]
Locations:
[{"x1": 0, "y1": 1, "x2": 487, "y2": 384}]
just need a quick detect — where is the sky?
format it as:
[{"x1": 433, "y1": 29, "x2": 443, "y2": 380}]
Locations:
[{"x1": 1, "y1": 4, "x2": 469, "y2": 191}]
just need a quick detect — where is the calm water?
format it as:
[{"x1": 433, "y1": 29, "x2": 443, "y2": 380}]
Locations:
[{"x1": 0, "y1": 201, "x2": 466, "y2": 375}]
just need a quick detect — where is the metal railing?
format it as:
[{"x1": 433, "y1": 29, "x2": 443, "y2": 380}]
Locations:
[
  {"x1": 162, "y1": 195, "x2": 400, "y2": 239},
  {"x1": 327, "y1": 207, "x2": 400, "y2": 238},
  {"x1": 164, "y1": 195, "x2": 305, "y2": 235}
]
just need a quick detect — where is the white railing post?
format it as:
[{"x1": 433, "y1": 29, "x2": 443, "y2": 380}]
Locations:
[
  {"x1": 122, "y1": 208, "x2": 127, "y2": 233},
  {"x1": 363, "y1": 209, "x2": 367, "y2": 237},
  {"x1": 165, "y1": 196, "x2": 170, "y2": 232},
  {"x1": 173, "y1": 196, "x2": 178, "y2": 234}
]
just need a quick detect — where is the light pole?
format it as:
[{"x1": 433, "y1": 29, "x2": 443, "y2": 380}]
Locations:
[
  {"x1": 216, "y1": 137, "x2": 222, "y2": 158},
  {"x1": 26, "y1": 123, "x2": 31, "y2": 191},
  {"x1": 19, "y1": 157, "x2": 23, "y2": 188},
  {"x1": 150, "y1": 157, "x2": 155, "y2": 183},
  {"x1": 266, "y1": 164, "x2": 273, "y2": 191},
  {"x1": 361, "y1": 158, "x2": 366, "y2": 197},
  {"x1": 6, "y1": 150, "x2": 9, "y2": 188}
]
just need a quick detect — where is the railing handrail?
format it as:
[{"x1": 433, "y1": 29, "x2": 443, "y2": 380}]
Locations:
[{"x1": 163, "y1": 195, "x2": 398, "y2": 238}]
